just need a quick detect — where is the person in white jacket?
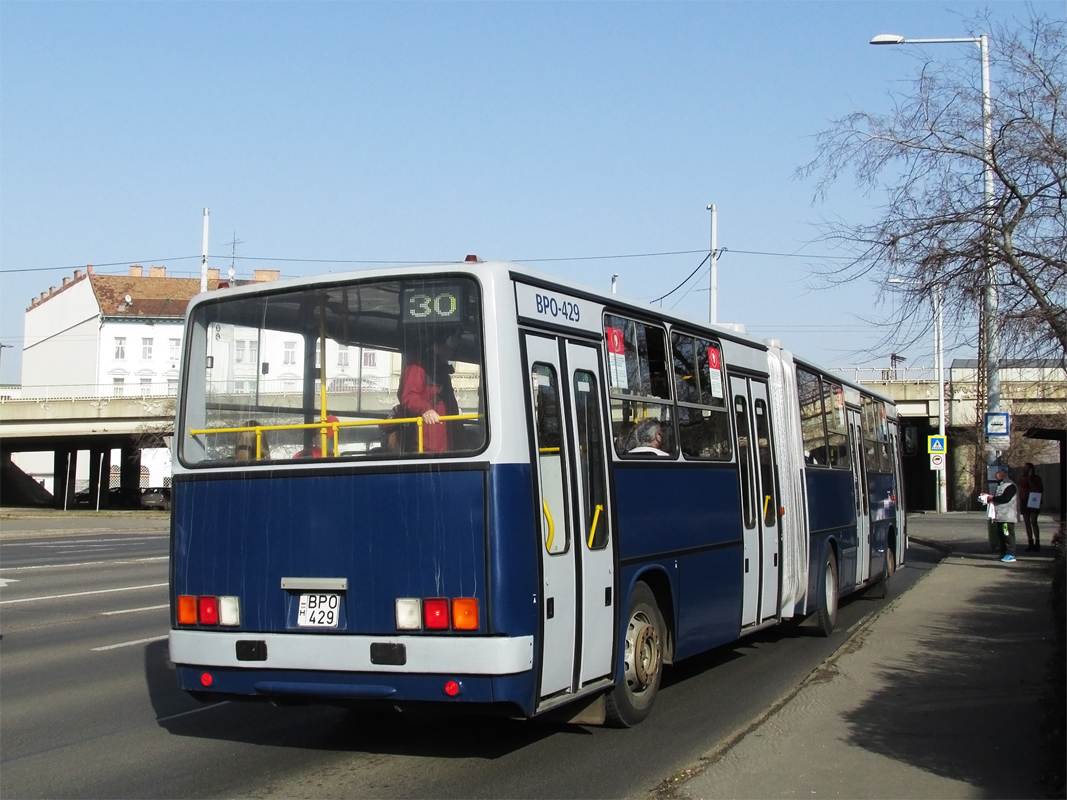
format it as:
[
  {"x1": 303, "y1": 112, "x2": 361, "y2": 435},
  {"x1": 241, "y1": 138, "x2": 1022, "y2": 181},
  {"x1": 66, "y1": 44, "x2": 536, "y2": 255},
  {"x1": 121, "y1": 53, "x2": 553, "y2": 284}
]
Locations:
[{"x1": 984, "y1": 467, "x2": 1020, "y2": 563}]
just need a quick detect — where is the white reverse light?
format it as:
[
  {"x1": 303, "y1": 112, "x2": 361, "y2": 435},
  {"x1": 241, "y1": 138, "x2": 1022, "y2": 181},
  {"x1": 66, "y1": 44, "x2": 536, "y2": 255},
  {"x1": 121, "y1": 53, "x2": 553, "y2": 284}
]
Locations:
[
  {"x1": 219, "y1": 596, "x2": 241, "y2": 626},
  {"x1": 395, "y1": 598, "x2": 422, "y2": 630}
]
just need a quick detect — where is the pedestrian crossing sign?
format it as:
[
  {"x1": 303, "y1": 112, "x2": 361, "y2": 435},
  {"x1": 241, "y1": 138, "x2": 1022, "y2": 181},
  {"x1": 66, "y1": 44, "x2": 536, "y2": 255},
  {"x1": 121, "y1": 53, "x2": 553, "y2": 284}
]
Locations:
[{"x1": 927, "y1": 435, "x2": 946, "y2": 454}]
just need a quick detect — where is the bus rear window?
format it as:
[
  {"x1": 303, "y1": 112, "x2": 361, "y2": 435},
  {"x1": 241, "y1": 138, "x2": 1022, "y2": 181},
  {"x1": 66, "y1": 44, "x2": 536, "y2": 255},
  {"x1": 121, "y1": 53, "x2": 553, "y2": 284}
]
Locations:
[{"x1": 179, "y1": 277, "x2": 486, "y2": 466}]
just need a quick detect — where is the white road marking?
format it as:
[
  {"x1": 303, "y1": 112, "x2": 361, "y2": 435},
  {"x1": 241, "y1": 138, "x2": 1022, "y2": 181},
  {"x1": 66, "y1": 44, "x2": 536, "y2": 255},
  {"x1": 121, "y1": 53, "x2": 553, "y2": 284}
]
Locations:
[
  {"x1": 0, "y1": 578, "x2": 20, "y2": 588},
  {"x1": 0, "y1": 556, "x2": 169, "y2": 572},
  {"x1": 157, "y1": 701, "x2": 231, "y2": 722},
  {"x1": 102, "y1": 604, "x2": 169, "y2": 616},
  {"x1": 2, "y1": 537, "x2": 165, "y2": 546},
  {"x1": 91, "y1": 635, "x2": 169, "y2": 651},
  {"x1": 0, "y1": 582, "x2": 168, "y2": 605}
]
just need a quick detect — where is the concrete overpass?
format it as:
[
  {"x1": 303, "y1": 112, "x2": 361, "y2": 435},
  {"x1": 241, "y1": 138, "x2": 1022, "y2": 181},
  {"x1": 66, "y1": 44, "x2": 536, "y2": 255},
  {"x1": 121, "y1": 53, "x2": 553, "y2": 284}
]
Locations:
[{"x1": 1, "y1": 384, "x2": 175, "y2": 508}]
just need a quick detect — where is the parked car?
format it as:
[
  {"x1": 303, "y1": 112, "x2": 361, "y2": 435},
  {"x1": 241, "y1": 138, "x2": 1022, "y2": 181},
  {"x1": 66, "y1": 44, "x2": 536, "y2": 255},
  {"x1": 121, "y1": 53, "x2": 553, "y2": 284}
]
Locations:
[
  {"x1": 73, "y1": 486, "x2": 126, "y2": 507},
  {"x1": 140, "y1": 487, "x2": 171, "y2": 510}
]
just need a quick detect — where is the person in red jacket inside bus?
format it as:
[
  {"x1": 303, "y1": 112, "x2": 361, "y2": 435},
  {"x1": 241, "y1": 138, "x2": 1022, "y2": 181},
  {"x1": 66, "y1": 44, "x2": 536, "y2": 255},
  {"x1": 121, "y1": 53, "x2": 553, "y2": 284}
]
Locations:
[
  {"x1": 397, "y1": 333, "x2": 460, "y2": 453},
  {"x1": 293, "y1": 415, "x2": 339, "y2": 458}
]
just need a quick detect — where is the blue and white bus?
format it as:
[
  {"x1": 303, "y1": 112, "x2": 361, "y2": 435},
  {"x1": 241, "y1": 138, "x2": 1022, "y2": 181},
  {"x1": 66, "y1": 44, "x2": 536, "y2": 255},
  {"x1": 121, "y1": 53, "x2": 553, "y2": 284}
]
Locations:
[{"x1": 168, "y1": 259, "x2": 905, "y2": 726}]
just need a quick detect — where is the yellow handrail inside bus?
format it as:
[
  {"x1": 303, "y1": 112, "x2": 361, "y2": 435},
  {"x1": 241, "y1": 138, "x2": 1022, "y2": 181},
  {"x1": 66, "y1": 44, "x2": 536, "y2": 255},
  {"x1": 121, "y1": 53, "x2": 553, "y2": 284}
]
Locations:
[
  {"x1": 543, "y1": 498, "x2": 555, "y2": 552},
  {"x1": 189, "y1": 414, "x2": 481, "y2": 457},
  {"x1": 587, "y1": 504, "x2": 603, "y2": 548}
]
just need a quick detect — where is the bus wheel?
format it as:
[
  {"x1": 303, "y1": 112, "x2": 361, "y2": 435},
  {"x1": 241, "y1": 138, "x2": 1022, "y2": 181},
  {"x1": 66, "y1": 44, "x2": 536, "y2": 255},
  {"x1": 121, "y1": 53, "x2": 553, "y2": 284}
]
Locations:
[
  {"x1": 815, "y1": 551, "x2": 838, "y2": 637},
  {"x1": 605, "y1": 582, "x2": 664, "y2": 728}
]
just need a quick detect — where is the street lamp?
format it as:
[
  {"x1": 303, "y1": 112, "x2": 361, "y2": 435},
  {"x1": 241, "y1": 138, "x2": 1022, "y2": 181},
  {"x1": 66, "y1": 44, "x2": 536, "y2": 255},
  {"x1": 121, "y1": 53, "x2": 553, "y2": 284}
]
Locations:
[
  {"x1": 0, "y1": 343, "x2": 11, "y2": 382},
  {"x1": 890, "y1": 279, "x2": 947, "y2": 512},
  {"x1": 871, "y1": 32, "x2": 1002, "y2": 477}
]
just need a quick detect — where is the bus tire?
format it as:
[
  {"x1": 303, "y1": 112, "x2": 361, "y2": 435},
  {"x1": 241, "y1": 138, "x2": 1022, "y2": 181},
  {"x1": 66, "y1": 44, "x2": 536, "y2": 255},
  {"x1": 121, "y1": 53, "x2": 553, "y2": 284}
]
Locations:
[
  {"x1": 604, "y1": 582, "x2": 664, "y2": 728},
  {"x1": 814, "y1": 551, "x2": 838, "y2": 637}
]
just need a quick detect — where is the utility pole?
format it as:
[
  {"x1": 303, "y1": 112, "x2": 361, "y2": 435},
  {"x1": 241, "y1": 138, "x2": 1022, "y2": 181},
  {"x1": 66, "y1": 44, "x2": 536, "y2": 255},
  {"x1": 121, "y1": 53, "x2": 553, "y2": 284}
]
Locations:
[
  {"x1": 707, "y1": 204, "x2": 718, "y2": 324},
  {"x1": 200, "y1": 208, "x2": 211, "y2": 293}
]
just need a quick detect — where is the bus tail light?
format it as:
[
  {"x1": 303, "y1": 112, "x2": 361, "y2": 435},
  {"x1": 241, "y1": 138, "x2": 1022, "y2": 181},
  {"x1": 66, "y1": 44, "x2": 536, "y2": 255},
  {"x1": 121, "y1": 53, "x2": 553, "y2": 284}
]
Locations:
[
  {"x1": 424, "y1": 598, "x2": 450, "y2": 629},
  {"x1": 452, "y1": 598, "x2": 479, "y2": 630},
  {"x1": 177, "y1": 595, "x2": 197, "y2": 625},
  {"x1": 219, "y1": 596, "x2": 241, "y2": 626},
  {"x1": 396, "y1": 598, "x2": 422, "y2": 630},
  {"x1": 198, "y1": 596, "x2": 219, "y2": 625},
  {"x1": 178, "y1": 594, "x2": 240, "y2": 626}
]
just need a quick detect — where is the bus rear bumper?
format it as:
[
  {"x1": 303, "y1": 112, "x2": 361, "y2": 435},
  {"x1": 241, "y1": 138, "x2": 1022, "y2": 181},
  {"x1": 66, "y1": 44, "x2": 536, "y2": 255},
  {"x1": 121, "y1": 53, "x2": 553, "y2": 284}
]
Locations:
[{"x1": 169, "y1": 629, "x2": 534, "y2": 675}]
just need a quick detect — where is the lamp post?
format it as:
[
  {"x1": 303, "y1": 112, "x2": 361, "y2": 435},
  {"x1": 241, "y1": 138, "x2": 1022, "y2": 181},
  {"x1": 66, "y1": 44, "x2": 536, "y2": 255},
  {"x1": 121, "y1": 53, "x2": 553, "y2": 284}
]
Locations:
[
  {"x1": 871, "y1": 31, "x2": 1000, "y2": 480},
  {"x1": 890, "y1": 279, "x2": 948, "y2": 512},
  {"x1": 0, "y1": 343, "x2": 11, "y2": 383}
]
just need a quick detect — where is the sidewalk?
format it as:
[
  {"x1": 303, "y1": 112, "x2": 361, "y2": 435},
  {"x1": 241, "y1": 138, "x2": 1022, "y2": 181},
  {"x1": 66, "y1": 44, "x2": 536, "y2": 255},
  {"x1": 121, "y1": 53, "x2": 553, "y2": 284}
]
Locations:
[{"x1": 658, "y1": 512, "x2": 1060, "y2": 800}]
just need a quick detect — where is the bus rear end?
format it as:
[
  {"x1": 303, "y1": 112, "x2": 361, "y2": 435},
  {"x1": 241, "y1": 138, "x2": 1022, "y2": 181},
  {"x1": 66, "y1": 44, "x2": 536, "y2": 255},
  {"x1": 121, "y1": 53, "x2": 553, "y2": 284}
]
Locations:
[{"x1": 169, "y1": 270, "x2": 537, "y2": 715}]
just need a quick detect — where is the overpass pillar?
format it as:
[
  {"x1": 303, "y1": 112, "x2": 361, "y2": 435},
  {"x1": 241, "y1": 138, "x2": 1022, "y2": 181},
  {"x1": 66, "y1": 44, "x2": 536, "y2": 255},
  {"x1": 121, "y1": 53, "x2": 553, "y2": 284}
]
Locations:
[{"x1": 119, "y1": 445, "x2": 142, "y2": 508}]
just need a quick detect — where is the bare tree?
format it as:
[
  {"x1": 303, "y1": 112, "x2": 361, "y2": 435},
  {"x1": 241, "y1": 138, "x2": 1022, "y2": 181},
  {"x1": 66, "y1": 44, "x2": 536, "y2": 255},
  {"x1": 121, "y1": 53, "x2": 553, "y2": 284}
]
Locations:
[{"x1": 798, "y1": 10, "x2": 1066, "y2": 365}]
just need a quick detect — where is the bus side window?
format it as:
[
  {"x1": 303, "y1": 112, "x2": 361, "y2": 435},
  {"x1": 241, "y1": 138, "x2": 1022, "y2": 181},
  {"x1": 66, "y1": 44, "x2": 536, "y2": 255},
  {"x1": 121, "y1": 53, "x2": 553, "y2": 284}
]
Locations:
[{"x1": 532, "y1": 363, "x2": 569, "y2": 555}]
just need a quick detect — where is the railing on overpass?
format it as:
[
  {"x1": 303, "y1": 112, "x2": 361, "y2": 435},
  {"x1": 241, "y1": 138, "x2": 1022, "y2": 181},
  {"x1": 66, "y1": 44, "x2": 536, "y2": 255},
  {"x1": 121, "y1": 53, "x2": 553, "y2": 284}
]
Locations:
[{"x1": 831, "y1": 366, "x2": 938, "y2": 384}]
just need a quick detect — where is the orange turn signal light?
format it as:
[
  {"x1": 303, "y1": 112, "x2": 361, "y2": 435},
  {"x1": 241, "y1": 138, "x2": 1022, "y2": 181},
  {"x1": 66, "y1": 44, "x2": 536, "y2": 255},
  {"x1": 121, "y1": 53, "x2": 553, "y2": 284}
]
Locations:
[
  {"x1": 452, "y1": 598, "x2": 479, "y2": 630},
  {"x1": 177, "y1": 595, "x2": 198, "y2": 625}
]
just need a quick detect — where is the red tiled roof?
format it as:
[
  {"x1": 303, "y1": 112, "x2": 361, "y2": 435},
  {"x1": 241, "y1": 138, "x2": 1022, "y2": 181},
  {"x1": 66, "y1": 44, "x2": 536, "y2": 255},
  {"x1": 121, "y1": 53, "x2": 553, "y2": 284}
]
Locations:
[{"x1": 90, "y1": 274, "x2": 212, "y2": 319}]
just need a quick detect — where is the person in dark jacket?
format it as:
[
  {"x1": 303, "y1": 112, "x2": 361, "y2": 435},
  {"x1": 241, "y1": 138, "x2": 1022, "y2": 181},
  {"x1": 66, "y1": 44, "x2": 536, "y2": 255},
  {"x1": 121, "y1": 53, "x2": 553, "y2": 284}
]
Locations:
[{"x1": 1018, "y1": 462, "x2": 1044, "y2": 552}]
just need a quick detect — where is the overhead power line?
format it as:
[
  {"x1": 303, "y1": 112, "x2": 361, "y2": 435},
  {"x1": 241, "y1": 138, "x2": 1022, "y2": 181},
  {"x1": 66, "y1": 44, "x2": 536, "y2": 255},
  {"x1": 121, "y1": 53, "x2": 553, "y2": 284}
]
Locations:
[{"x1": 0, "y1": 246, "x2": 853, "y2": 276}]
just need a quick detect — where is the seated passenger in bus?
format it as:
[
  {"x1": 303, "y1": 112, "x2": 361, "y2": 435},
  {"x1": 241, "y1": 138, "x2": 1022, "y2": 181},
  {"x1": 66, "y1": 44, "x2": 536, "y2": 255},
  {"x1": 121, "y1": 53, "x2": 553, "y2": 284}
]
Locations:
[
  {"x1": 293, "y1": 416, "x2": 339, "y2": 458},
  {"x1": 397, "y1": 334, "x2": 460, "y2": 453},
  {"x1": 628, "y1": 419, "x2": 670, "y2": 456},
  {"x1": 235, "y1": 421, "x2": 269, "y2": 462}
]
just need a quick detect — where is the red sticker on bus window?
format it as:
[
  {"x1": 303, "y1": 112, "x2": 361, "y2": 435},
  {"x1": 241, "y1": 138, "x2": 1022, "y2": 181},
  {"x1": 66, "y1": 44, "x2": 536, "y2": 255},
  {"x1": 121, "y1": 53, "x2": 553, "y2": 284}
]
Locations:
[
  {"x1": 606, "y1": 327, "x2": 628, "y2": 390},
  {"x1": 707, "y1": 346, "x2": 724, "y2": 399}
]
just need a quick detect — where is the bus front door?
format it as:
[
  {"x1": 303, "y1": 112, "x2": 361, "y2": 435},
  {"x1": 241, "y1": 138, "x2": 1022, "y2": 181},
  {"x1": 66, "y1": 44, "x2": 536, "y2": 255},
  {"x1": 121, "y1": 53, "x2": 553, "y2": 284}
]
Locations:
[{"x1": 524, "y1": 334, "x2": 615, "y2": 703}]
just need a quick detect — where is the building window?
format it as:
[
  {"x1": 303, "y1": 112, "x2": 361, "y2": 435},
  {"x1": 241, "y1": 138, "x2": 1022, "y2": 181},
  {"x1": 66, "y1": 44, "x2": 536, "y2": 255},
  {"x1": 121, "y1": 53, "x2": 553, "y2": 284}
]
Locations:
[
  {"x1": 142, "y1": 338, "x2": 153, "y2": 360},
  {"x1": 140, "y1": 378, "x2": 152, "y2": 394},
  {"x1": 235, "y1": 340, "x2": 245, "y2": 363},
  {"x1": 337, "y1": 345, "x2": 349, "y2": 367},
  {"x1": 363, "y1": 350, "x2": 376, "y2": 368},
  {"x1": 169, "y1": 338, "x2": 180, "y2": 361},
  {"x1": 249, "y1": 340, "x2": 259, "y2": 365},
  {"x1": 283, "y1": 342, "x2": 296, "y2": 365},
  {"x1": 167, "y1": 379, "x2": 178, "y2": 395},
  {"x1": 114, "y1": 337, "x2": 126, "y2": 360},
  {"x1": 113, "y1": 377, "x2": 125, "y2": 396}
]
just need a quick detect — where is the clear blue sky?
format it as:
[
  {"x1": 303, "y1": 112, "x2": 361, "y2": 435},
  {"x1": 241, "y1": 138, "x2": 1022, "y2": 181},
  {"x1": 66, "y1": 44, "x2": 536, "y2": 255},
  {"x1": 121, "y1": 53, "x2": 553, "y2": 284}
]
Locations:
[{"x1": 2, "y1": 1, "x2": 1056, "y2": 385}]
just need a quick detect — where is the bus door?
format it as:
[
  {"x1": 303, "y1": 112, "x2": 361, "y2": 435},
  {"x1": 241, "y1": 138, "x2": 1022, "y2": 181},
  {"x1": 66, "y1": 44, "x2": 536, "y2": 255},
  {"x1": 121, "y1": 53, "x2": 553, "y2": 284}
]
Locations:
[
  {"x1": 732, "y1": 377, "x2": 781, "y2": 627},
  {"x1": 847, "y1": 407, "x2": 871, "y2": 584},
  {"x1": 524, "y1": 334, "x2": 615, "y2": 701}
]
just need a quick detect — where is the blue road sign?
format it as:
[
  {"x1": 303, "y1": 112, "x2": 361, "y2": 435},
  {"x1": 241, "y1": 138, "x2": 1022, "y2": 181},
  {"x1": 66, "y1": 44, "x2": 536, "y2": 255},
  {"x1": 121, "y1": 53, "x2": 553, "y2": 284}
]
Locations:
[{"x1": 927, "y1": 435, "x2": 946, "y2": 454}]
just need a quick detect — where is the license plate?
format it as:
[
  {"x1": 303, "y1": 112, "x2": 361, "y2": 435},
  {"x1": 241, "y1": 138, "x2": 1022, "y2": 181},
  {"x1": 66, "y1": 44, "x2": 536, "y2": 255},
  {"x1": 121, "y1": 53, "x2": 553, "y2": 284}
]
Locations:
[{"x1": 297, "y1": 593, "x2": 340, "y2": 627}]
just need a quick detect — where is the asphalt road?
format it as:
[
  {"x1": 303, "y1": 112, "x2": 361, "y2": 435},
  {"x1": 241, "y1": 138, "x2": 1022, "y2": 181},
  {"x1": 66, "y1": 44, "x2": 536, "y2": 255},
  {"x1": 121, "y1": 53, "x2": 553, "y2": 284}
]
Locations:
[{"x1": 0, "y1": 516, "x2": 936, "y2": 799}]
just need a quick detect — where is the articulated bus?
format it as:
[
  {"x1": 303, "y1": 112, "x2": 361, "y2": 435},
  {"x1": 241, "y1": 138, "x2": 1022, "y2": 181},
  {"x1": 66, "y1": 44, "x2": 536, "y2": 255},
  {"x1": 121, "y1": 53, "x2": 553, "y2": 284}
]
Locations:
[{"x1": 169, "y1": 259, "x2": 905, "y2": 726}]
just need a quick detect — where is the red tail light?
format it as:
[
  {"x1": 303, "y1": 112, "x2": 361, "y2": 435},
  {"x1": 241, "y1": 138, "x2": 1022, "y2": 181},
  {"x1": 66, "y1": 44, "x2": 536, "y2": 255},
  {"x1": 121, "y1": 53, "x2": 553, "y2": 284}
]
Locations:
[
  {"x1": 198, "y1": 596, "x2": 219, "y2": 625},
  {"x1": 424, "y1": 598, "x2": 449, "y2": 629}
]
